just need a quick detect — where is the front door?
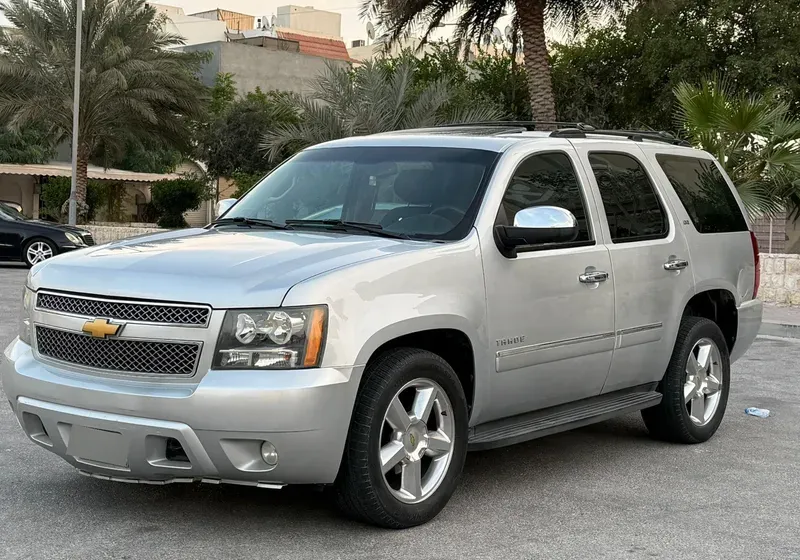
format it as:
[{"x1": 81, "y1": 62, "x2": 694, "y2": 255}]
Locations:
[
  {"x1": 572, "y1": 142, "x2": 695, "y2": 393},
  {"x1": 480, "y1": 147, "x2": 616, "y2": 422}
]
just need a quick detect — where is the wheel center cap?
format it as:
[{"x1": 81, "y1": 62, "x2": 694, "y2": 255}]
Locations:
[{"x1": 403, "y1": 422, "x2": 427, "y2": 459}]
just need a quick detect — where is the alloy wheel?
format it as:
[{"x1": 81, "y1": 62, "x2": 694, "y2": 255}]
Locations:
[
  {"x1": 684, "y1": 338, "x2": 723, "y2": 426},
  {"x1": 379, "y1": 378, "x2": 455, "y2": 504},
  {"x1": 27, "y1": 242, "x2": 54, "y2": 265}
]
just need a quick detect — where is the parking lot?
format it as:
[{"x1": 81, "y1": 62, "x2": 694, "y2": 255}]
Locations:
[{"x1": 1, "y1": 262, "x2": 798, "y2": 559}]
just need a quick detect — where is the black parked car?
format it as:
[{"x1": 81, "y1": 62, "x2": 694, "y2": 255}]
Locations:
[{"x1": 0, "y1": 202, "x2": 95, "y2": 267}]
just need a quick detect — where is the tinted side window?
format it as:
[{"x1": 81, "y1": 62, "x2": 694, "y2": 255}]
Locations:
[
  {"x1": 655, "y1": 154, "x2": 748, "y2": 233},
  {"x1": 498, "y1": 152, "x2": 591, "y2": 242},
  {"x1": 589, "y1": 152, "x2": 668, "y2": 242}
]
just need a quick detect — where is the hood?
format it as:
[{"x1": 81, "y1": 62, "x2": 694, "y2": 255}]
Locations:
[
  {"x1": 24, "y1": 219, "x2": 90, "y2": 235},
  {"x1": 30, "y1": 227, "x2": 431, "y2": 308}
]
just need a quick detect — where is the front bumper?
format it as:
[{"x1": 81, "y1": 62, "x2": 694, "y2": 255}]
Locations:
[{"x1": 2, "y1": 338, "x2": 362, "y2": 486}]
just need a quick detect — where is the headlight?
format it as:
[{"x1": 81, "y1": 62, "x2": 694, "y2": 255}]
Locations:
[
  {"x1": 19, "y1": 286, "x2": 34, "y2": 345},
  {"x1": 65, "y1": 232, "x2": 85, "y2": 246},
  {"x1": 213, "y1": 306, "x2": 327, "y2": 369}
]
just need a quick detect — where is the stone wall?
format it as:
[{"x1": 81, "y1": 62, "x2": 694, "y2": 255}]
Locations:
[
  {"x1": 760, "y1": 253, "x2": 800, "y2": 306},
  {"x1": 85, "y1": 224, "x2": 164, "y2": 245}
]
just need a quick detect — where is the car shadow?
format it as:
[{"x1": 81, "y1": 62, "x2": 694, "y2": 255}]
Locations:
[{"x1": 42, "y1": 414, "x2": 655, "y2": 534}]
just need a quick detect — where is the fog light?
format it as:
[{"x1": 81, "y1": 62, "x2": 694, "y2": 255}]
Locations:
[{"x1": 261, "y1": 441, "x2": 278, "y2": 466}]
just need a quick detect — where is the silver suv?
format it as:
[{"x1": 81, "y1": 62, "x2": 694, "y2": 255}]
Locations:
[{"x1": 2, "y1": 124, "x2": 763, "y2": 528}]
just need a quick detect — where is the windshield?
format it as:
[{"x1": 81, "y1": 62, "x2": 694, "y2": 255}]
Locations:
[
  {"x1": 0, "y1": 202, "x2": 26, "y2": 221},
  {"x1": 224, "y1": 146, "x2": 499, "y2": 240}
]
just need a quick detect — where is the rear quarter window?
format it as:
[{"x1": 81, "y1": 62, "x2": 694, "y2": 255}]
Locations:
[{"x1": 655, "y1": 154, "x2": 748, "y2": 233}]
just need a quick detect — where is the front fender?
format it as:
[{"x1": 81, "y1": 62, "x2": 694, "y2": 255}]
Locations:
[{"x1": 282, "y1": 232, "x2": 492, "y2": 424}]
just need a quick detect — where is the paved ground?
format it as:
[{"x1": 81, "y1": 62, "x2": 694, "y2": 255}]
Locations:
[
  {"x1": 763, "y1": 304, "x2": 800, "y2": 326},
  {"x1": 1, "y1": 262, "x2": 799, "y2": 559}
]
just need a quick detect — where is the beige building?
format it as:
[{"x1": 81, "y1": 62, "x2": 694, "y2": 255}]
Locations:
[
  {"x1": 0, "y1": 160, "x2": 214, "y2": 227},
  {"x1": 276, "y1": 5, "x2": 341, "y2": 38},
  {"x1": 348, "y1": 36, "x2": 520, "y2": 64},
  {"x1": 189, "y1": 8, "x2": 255, "y2": 33},
  {"x1": 149, "y1": 4, "x2": 228, "y2": 47}
]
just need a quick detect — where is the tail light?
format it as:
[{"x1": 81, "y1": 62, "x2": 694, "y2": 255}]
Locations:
[{"x1": 750, "y1": 231, "x2": 760, "y2": 299}]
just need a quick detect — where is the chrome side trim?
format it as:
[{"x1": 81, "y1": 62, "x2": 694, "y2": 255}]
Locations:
[
  {"x1": 496, "y1": 331, "x2": 616, "y2": 358},
  {"x1": 616, "y1": 322, "x2": 663, "y2": 337}
]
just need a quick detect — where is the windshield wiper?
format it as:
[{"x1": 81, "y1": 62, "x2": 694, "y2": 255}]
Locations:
[
  {"x1": 285, "y1": 219, "x2": 411, "y2": 240},
  {"x1": 209, "y1": 217, "x2": 293, "y2": 230}
]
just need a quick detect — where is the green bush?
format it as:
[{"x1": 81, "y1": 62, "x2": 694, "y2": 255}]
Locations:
[
  {"x1": 39, "y1": 177, "x2": 71, "y2": 221},
  {"x1": 150, "y1": 174, "x2": 211, "y2": 228},
  {"x1": 40, "y1": 177, "x2": 124, "y2": 223}
]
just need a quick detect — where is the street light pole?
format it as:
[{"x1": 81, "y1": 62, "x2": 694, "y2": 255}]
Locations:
[{"x1": 67, "y1": 0, "x2": 83, "y2": 226}]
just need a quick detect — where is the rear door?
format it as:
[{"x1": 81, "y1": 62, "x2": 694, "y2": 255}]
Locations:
[{"x1": 572, "y1": 142, "x2": 695, "y2": 393}]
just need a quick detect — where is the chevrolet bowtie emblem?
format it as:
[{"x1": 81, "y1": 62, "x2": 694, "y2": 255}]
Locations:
[{"x1": 82, "y1": 318, "x2": 123, "y2": 339}]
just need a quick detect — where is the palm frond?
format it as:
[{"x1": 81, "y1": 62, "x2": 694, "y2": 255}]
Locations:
[
  {"x1": 676, "y1": 75, "x2": 800, "y2": 216},
  {"x1": 260, "y1": 58, "x2": 502, "y2": 161},
  {"x1": 0, "y1": 0, "x2": 207, "y2": 172}
]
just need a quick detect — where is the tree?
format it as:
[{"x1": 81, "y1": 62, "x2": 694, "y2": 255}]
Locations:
[
  {"x1": 362, "y1": 0, "x2": 621, "y2": 122},
  {"x1": 551, "y1": 0, "x2": 800, "y2": 131},
  {"x1": 201, "y1": 88, "x2": 297, "y2": 178},
  {"x1": 376, "y1": 42, "x2": 530, "y2": 120},
  {"x1": 675, "y1": 76, "x2": 800, "y2": 216},
  {"x1": 261, "y1": 60, "x2": 503, "y2": 162},
  {"x1": 150, "y1": 175, "x2": 211, "y2": 228},
  {"x1": 0, "y1": 0, "x2": 207, "y2": 215},
  {"x1": 0, "y1": 125, "x2": 54, "y2": 164}
]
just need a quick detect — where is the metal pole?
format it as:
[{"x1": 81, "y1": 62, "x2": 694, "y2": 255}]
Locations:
[
  {"x1": 67, "y1": 0, "x2": 83, "y2": 226},
  {"x1": 769, "y1": 217, "x2": 774, "y2": 254}
]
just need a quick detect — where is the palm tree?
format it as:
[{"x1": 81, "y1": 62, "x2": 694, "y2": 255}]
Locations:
[
  {"x1": 260, "y1": 60, "x2": 504, "y2": 162},
  {"x1": 0, "y1": 0, "x2": 206, "y2": 215},
  {"x1": 361, "y1": 0, "x2": 622, "y2": 123},
  {"x1": 675, "y1": 76, "x2": 800, "y2": 215}
]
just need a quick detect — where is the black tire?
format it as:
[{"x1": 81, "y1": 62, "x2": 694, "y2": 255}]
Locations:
[
  {"x1": 334, "y1": 348, "x2": 469, "y2": 529},
  {"x1": 642, "y1": 316, "x2": 730, "y2": 444},
  {"x1": 22, "y1": 238, "x2": 57, "y2": 268}
]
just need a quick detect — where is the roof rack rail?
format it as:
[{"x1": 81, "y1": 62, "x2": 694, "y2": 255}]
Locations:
[
  {"x1": 433, "y1": 121, "x2": 597, "y2": 132},
  {"x1": 549, "y1": 128, "x2": 691, "y2": 146},
  {"x1": 592, "y1": 129, "x2": 692, "y2": 147}
]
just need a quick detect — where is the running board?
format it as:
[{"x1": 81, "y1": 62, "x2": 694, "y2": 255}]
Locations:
[{"x1": 468, "y1": 388, "x2": 661, "y2": 451}]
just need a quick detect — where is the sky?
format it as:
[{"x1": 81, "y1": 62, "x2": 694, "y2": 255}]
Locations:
[
  {"x1": 0, "y1": 1, "x2": 569, "y2": 46},
  {"x1": 166, "y1": 0, "x2": 520, "y2": 44},
  {"x1": 0, "y1": 1, "x2": 518, "y2": 45}
]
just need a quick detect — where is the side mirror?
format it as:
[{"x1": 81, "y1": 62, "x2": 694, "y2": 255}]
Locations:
[
  {"x1": 215, "y1": 198, "x2": 237, "y2": 218},
  {"x1": 494, "y1": 206, "x2": 579, "y2": 258}
]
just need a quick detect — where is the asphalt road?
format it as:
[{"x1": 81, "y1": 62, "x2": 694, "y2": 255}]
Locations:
[{"x1": 1, "y1": 262, "x2": 799, "y2": 559}]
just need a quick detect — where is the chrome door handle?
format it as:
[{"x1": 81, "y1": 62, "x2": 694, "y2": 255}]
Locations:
[
  {"x1": 579, "y1": 271, "x2": 609, "y2": 284},
  {"x1": 664, "y1": 259, "x2": 689, "y2": 271}
]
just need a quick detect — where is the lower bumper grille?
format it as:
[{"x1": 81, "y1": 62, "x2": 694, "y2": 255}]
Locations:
[{"x1": 35, "y1": 327, "x2": 200, "y2": 376}]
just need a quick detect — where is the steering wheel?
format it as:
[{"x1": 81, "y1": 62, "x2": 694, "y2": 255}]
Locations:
[{"x1": 431, "y1": 206, "x2": 466, "y2": 224}]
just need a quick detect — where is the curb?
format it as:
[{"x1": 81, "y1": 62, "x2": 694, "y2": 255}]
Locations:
[{"x1": 759, "y1": 322, "x2": 800, "y2": 340}]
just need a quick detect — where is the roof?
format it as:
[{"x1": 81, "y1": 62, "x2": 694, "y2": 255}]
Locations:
[
  {"x1": 308, "y1": 134, "x2": 522, "y2": 153},
  {"x1": 275, "y1": 30, "x2": 351, "y2": 61},
  {"x1": 0, "y1": 162, "x2": 180, "y2": 183},
  {"x1": 309, "y1": 125, "x2": 704, "y2": 157}
]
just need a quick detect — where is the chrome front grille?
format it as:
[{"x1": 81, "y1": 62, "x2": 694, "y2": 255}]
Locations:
[
  {"x1": 35, "y1": 326, "x2": 200, "y2": 376},
  {"x1": 36, "y1": 292, "x2": 210, "y2": 326}
]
